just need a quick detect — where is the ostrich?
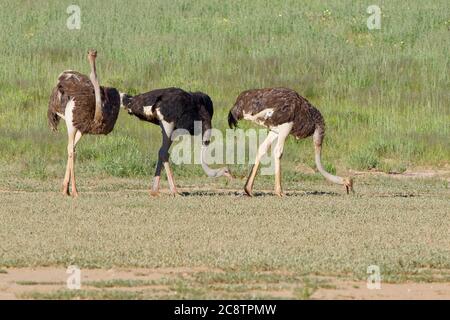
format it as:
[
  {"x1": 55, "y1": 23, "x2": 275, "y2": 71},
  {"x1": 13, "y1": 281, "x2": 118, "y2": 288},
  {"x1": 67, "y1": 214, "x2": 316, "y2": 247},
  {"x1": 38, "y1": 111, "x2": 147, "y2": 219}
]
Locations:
[
  {"x1": 122, "y1": 87, "x2": 232, "y2": 196},
  {"x1": 47, "y1": 50, "x2": 121, "y2": 197},
  {"x1": 228, "y1": 87, "x2": 353, "y2": 197}
]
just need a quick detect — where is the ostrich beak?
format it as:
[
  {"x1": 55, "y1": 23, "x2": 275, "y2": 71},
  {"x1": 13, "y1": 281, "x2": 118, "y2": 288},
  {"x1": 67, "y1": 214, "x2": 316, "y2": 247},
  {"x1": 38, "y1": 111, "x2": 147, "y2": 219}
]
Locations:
[{"x1": 345, "y1": 178, "x2": 354, "y2": 195}]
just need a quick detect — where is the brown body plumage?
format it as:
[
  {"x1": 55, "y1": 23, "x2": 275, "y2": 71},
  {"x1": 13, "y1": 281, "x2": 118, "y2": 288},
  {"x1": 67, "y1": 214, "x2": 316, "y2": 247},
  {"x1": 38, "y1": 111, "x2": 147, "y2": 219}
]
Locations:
[
  {"x1": 47, "y1": 71, "x2": 120, "y2": 134},
  {"x1": 228, "y1": 87, "x2": 353, "y2": 196},
  {"x1": 47, "y1": 50, "x2": 121, "y2": 197},
  {"x1": 229, "y1": 87, "x2": 325, "y2": 139}
]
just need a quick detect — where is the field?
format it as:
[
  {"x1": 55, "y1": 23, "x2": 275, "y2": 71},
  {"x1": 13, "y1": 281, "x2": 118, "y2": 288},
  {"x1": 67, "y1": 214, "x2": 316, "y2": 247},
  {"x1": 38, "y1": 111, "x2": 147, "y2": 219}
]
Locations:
[
  {"x1": 0, "y1": 0, "x2": 449, "y2": 299},
  {"x1": 1, "y1": 174, "x2": 450, "y2": 299}
]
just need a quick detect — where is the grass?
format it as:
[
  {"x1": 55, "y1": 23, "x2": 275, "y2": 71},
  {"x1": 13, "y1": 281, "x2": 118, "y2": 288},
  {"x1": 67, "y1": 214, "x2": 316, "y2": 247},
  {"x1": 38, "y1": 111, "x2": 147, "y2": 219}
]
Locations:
[
  {"x1": 85, "y1": 279, "x2": 163, "y2": 288},
  {"x1": 0, "y1": 175, "x2": 449, "y2": 285},
  {"x1": 0, "y1": 0, "x2": 449, "y2": 300},
  {"x1": 21, "y1": 290, "x2": 143, "y2": 300},
  {"x1": 16, "y1": 281, "x2": 64, "y2": 286},
  {"x1": 0, "y1": 0, "x2": 448, "y2": 180}
]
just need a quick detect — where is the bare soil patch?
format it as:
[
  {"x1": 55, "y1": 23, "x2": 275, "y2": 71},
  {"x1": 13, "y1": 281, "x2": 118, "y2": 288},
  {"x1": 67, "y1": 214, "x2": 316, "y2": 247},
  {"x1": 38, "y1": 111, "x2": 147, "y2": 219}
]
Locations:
[
  {"x1": 312, "y1": 279, "x2": 450, "y2": 300},
  {"x1": 0, "y1": 267, "x2": 216, "y2": 300},
  {"x1": 1, "y1": 267, "x2": 449, "y2": 300}
]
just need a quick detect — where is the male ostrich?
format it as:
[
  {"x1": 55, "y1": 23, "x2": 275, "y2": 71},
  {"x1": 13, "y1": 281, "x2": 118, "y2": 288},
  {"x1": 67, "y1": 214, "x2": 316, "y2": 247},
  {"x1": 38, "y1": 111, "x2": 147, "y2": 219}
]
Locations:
[
  {"x1": 122, "y1": 88, "x2": 232, "y2": 196},
  {"x1": 47, "y1": 50, "x2": 121, "y2": 197},
  {"x1": 228, "y1": 88, "x2": 353, "y2": 197}
]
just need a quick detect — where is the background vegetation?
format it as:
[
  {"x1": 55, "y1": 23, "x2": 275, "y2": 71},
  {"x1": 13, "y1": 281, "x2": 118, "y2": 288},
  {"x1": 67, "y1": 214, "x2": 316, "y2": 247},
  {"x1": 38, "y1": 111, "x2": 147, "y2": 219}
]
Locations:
[
  {"x1": 0, "y1": 0, "x2": 448, "y2": 180},
  {"x1": 0, "y1": 1, "x2": 449, "y2": 299}
]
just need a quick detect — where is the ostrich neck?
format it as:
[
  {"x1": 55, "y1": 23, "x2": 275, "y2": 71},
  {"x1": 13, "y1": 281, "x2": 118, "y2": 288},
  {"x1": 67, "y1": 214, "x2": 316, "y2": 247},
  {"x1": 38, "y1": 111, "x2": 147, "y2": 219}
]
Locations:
[
  {"x1": 201, "y1": 146, "x2": 226, "y2": 178},
  {"x1": 314, "y1": 145, "x2": 344, "y2": 185},
  {"x1": 89, "y1": 60, "x2": 102, "y2": 123}
]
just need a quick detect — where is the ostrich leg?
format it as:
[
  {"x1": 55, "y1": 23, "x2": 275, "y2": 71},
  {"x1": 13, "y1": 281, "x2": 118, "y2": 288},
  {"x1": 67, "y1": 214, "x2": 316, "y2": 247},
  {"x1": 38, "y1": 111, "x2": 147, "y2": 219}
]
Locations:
[
  {"x1": 272, "y1": 122, "x2": 293, "y2": 197},
  {"x1": 62, "y1": 129, "x2": 76, "y2": 196},
  {"x1": 70, "y1": 130, "x2": 82, "y2": 198},
  {"x1": 244, "y1": 131, "x2": 278, "y2": 197},
  {"x1": 150, "y1": 121, "x2": 177, "y2": 196}
]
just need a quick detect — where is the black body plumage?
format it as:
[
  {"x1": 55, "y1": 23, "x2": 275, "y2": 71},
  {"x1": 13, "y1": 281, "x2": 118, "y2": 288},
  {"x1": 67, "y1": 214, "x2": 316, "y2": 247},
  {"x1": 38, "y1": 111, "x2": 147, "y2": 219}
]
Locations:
[{"x1": 124, "y1": 87, "x2": 214, "y2": 137}]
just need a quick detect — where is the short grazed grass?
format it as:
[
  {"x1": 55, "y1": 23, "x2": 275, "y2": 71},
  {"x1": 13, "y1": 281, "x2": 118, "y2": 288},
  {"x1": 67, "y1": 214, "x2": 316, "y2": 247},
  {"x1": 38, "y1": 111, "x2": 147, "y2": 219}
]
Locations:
[
  {"x1": 1, "y1": 175, "x2": 449, "y2": 289},
  {"x1": 16, "y1": 281, "x2": 64, "y2": 286},
  {"x1": 85, "y1": 279, "x2": 165, "y2": 289},
  {"x1": 21, "y1": 290, "x2": 143, "y2": 300}
]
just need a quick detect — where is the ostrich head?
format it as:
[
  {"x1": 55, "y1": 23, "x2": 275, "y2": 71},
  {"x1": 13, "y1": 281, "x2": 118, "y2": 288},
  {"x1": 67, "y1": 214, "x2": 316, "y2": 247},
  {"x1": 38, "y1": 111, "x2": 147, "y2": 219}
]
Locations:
[
  {"x1": 218, "y1": 167, "x2": 233, "y2": 180},
  {"x1": 200, "y1": 146, "x2": 233, "y2": 180},
  {"x1": 87, "y1": 49, "x2": 97, "y2": 66},
  {"x1": 208, "y1": 166, "x2": 233, "y2": 180},
  {"x1": 119, "y1": 93, "x2": 133, "y2": 113}
]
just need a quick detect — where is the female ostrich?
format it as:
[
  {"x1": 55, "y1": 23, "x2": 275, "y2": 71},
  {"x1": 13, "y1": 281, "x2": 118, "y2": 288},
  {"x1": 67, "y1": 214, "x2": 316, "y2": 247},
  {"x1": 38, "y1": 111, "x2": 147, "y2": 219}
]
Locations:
[
  {"x1": 122, "y1": 88, "x2": 232, "y2": 196},
  {"x1": 47, "y1": 50, "x2": 121, "y2": 197},
  {"x1": 228, "y1": 87, "x2": 353, "y2": 197}
]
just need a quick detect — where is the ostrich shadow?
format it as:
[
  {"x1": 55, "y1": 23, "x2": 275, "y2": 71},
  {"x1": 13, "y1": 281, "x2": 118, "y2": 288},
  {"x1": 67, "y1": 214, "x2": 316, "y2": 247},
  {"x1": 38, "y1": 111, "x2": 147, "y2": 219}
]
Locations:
[{"x1": 179, "y1": 190, "x2": 339, "y2": 197}]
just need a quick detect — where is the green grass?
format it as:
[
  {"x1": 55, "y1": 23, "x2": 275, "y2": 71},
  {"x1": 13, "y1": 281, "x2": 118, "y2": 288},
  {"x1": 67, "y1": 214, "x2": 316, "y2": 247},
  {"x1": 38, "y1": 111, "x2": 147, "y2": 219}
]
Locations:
[
  {"x1": 0, "y1": 0, "x2": 449, "y2": 300},
  {"x1": 0, "y1": 0, "x2": 448, "y2": 179}
]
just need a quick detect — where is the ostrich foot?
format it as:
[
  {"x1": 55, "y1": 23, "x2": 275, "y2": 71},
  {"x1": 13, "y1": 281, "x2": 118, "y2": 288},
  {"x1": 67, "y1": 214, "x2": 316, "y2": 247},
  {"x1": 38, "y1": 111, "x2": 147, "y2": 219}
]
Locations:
[
  {"x1": 149, "y1": 190, "x2": 161, "y2": 197},
  {"x1": 170, "y1": 191, "x2": 180, "y2": 197},
  {"x1": 61, "y1": 185, "x2": 70, "y2": 196},
  {"x1": 274, "y1": 191, "x2": 284, "y2": 197},
  {"x1": 71, "y1": 191, "x2": 79, "y2": 198},
  {"x1": 244, "y1": 186, "x2": 253, "y2": 197}
]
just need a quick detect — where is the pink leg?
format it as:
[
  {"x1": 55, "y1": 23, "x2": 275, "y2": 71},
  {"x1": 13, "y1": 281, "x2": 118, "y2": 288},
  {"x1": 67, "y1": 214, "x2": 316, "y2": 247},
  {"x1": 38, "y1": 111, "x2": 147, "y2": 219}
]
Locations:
[
  {"x1": 62, "y1": 130, "x2": 76, "y2": 196},
  {"x1": 244, "y1": 131, "x2": 278, "y2": 197},
  {"x1": 272, "y1": 123, "x2": 292, "y2": 197},
  {"x1": 70, "y1": 131, "x2": 82, "y2": 198},
  {"x1": 150, "y1": 121, "x2": 176, "y2": 196}
]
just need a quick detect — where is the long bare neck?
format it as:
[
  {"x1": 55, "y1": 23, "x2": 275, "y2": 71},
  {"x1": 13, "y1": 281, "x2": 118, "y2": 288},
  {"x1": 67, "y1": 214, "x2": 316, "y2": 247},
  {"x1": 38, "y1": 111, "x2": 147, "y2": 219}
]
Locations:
[
  {"x1": 200, "y1": 146, "x2": 227, "y2": 178},
  {"x1": 89, "y1": 58, "x2": 102, "y2": 122},
  {"x1": 314, "y1": 144, "x2": 344, "y2": 185}
]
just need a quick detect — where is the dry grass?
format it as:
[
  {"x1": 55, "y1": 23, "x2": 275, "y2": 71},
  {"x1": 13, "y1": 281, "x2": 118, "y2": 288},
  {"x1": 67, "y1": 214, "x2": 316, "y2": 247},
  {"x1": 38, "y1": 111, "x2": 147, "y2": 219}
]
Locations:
[{"x1": 1, "y1": 175, "x2": 449, "y2": 285}]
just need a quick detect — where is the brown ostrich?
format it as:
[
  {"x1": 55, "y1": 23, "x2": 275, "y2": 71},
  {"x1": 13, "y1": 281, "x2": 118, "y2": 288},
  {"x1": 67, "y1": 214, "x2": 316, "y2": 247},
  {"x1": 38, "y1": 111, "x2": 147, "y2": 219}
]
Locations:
[
  {"x1": 228, "y1": 87, "x2": 353, "y2": 197},
  {"x1": 122, "y1": 88, "x2": 232, "y2": 196},
  {"x1": 47, "y1": 50, "x2": 121, "y2": 197}
]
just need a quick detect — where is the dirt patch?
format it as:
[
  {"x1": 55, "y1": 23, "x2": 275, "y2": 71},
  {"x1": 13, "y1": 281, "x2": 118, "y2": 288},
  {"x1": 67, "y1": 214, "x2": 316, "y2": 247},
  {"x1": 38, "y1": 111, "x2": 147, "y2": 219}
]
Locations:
[
  {"x1": 351, "y1": 168, "x2": 450, "y2": 182},
  {"x1": 312, "y1": 279, "x2": 450, "y2": 300},
  {"x1": 1, "y1": 267, "x2": 449, "y2": 300},
  {"x1": 0, "y1": 267, "x2": 217, "y2": 300}
]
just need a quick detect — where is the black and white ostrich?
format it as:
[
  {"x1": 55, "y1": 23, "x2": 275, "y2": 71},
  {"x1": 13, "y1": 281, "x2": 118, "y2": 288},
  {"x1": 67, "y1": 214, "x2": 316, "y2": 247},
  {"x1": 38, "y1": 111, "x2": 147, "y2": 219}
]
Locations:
[
  {"x1": 228, "y1": 87, "x2": 353, "y2": 197},
  {"x1": 122, "y1": 88, "x2": 232, "y2": 196},
  {"x1": 47, "y1": 50, "x2": 121, "y2": 197}
]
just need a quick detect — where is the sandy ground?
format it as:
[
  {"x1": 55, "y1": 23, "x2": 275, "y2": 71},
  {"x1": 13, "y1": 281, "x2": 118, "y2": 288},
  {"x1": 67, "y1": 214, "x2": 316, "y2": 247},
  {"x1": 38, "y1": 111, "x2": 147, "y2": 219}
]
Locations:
[
  {"x1": 0, "y1": 267, "x2": 213, "y2": 300},
  {"x1": 0, "y1": 267, "x2": 449, "y2": 300},
  {"x1": 351, "y1": 168, "x2": 450, "y2": 182},
  {"x1": 311, "y1": 280, "x2": 450, "y2": 300}
]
